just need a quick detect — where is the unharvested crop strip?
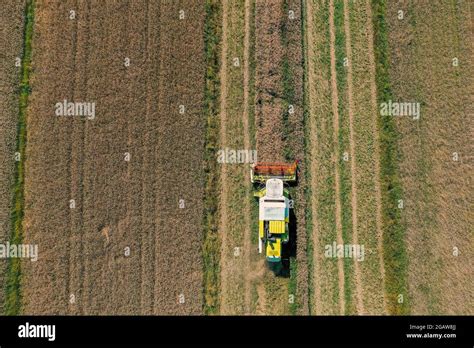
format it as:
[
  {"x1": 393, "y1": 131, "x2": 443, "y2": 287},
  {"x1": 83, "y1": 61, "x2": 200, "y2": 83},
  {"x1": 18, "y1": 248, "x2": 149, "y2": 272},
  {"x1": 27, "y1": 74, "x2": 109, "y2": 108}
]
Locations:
[
  {"x1": 281, "y1": 0, "x2": 295, "y2": 161},
  {"x1": 5, "y1": 0, "x2": 34, "y2": 315}
]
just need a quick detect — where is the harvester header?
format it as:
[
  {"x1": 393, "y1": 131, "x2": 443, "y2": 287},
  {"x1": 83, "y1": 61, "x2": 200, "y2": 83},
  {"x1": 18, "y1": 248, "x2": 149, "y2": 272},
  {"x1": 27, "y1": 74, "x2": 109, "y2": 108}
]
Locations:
[{"x1": 250, "y1": 161, "x2": 298, "y2": 183}]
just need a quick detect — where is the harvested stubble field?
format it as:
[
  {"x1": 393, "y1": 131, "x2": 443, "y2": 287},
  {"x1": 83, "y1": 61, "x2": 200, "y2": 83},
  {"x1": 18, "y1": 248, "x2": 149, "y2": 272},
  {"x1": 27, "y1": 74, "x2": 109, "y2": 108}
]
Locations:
[{"x1": 1, "y1": 0, "x2": 472, "y2": 316}]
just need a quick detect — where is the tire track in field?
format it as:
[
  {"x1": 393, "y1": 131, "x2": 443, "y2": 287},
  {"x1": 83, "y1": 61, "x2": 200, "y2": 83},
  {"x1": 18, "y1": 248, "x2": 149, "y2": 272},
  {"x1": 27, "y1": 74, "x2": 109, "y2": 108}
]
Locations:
[
  {"x1": 218, "y1": 0, "x2": 230, "y2": 314},
  {"x1": 342, "y1": 0, "x2": 364, "y2": 314},
  {"x1": 329, "y1": 0, "x2": 345, "y2": 314},
  {"x1": 365, "y1": 0, "x2": 387, "y2": 312}
]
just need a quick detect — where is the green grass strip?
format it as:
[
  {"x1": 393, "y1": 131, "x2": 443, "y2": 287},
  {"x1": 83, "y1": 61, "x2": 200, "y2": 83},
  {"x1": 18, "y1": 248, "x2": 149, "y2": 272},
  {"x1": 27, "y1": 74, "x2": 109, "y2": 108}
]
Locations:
[
  {"x1": 5, "y1": 0, "x2": 35, "y2": 315},
  {"x1": 371, "y1": 0, "x2": 410, "y2": 315},
  {"x1": 202, "y1": 0, "x2": 222, "y2": 315}
]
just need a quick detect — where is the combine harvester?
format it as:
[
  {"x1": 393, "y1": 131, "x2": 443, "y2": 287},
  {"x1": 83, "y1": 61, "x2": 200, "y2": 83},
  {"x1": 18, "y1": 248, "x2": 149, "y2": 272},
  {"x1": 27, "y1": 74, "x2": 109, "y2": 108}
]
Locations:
[{"x1": 251, "y1": 162, "x2": 297, "y2": 264}]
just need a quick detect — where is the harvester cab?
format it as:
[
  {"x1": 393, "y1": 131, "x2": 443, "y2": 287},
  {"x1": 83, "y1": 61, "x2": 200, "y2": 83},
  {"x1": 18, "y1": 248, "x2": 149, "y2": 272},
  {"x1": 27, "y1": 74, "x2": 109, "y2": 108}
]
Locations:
[{"x1": 251, "y1": 162, "x2": 297, "y2": 263}]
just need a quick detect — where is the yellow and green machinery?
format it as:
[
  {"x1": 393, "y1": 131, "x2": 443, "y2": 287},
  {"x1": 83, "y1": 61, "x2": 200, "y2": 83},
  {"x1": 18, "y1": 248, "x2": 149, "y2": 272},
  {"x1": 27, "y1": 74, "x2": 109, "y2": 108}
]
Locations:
[{"x1": 251, "y1": 162, "x2": 297, "y2": 263}]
